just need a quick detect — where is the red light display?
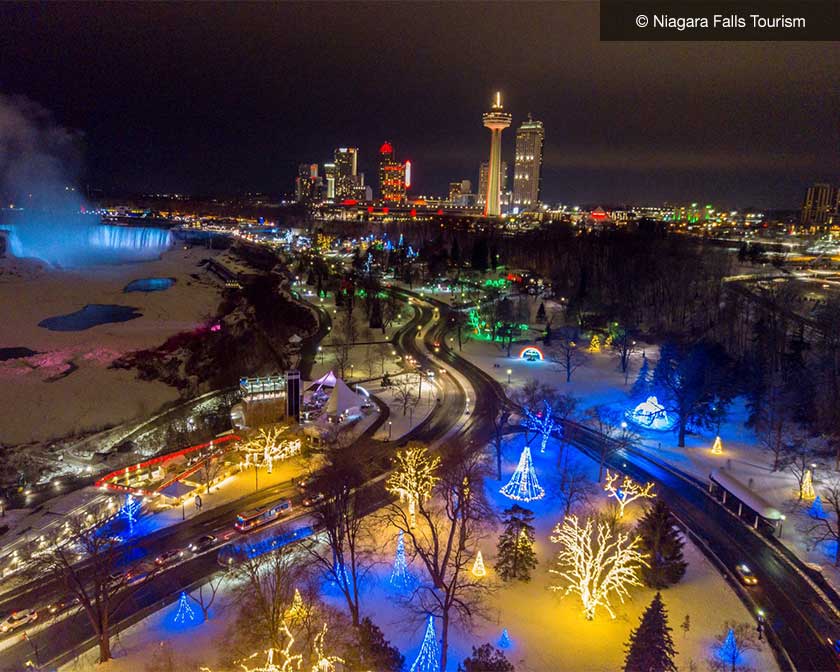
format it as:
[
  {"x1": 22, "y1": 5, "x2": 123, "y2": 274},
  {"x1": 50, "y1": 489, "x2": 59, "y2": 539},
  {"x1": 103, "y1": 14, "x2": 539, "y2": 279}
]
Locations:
[
  {"x1": 380, "y1": 141, "x2": 393, "y2": 154},
  {"x1": 382, "y1": 207, "x2": 389, "y2": 214},
  {"x1": 341, "y1": 199, "x2": 358, "y2": 206},
  {"x1": 367, "y1": 206, "x2": 374, "y2": 213},
  {"x1": 410, "y1": 208, "x2": 417, "y2": 217}
]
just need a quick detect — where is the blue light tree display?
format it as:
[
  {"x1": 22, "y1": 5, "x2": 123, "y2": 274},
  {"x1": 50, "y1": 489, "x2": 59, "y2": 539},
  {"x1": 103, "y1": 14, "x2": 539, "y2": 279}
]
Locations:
[
  {"x1": 498, "y1": 628, "x2": 512, "y2": 649},
  {"x1": 120, "y1": 494, "x2": 142, "y2": 534},
  {"x1": 809, "y1": 495, "x2": 827, "y2": 519},
  {"x1": 409, "y1": 615, "x2": 440, "y2": 672},
  {"x1": 390, "y1": 530, "x2": 414, "y2": 590},
  {"x1": 173, "y1": 591, "x2": 196, "y2": 624},
  {"x1": 523, "y1": 401, "x2": 558, "y2": 454}
]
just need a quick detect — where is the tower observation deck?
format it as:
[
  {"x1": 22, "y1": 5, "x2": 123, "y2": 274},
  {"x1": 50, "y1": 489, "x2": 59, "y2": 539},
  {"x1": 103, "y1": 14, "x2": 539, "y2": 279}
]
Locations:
[{"x1": 482, "y1": 91, "x2": 512, "y2": 217}]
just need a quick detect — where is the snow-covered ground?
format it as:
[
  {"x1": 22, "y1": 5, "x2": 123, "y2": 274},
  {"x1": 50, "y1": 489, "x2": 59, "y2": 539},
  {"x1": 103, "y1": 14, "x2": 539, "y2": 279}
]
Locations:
[
  {"x1": 0, "y1": 247, "x2": 225, "y2": 445},
  {"x1": 457, "y1": 328, "x2": 840, "y2": 597},
  {"x1": 57, "y1": 435, "x2": 777, "y2": 672}
]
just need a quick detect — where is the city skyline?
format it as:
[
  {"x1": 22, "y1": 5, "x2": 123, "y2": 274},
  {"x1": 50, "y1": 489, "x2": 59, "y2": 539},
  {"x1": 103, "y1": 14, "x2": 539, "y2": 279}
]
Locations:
[{"x1": 1, "y1": 3, "x2": 839, "y2": 208}]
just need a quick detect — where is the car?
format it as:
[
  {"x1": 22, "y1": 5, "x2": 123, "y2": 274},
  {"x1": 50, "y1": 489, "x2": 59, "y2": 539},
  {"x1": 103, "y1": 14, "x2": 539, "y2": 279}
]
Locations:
[
  {"x1": 297, "y1": 475, "x2": 316, "y2": 490},
  {"x1": 188, "y1": 534, "x2": 217, "y2": 553},
  {"x1": 155, "y1": 548, "x2": 184, "y2": 567},
  {"x1": 734, "y1": 563, "x2": 758, "y2": 585},
  {"x1": 107, "y1": 570, "x2": 127, "y2": 587},
  {"x1": 302, "y1": 491, "x2": 325, "y2": 507},
  {"x1": 48, "y1": 595, "x2": 80, "y2": 615},
  {"x1": 0, "y1": 609, "x2": 37, "y2": 633}
]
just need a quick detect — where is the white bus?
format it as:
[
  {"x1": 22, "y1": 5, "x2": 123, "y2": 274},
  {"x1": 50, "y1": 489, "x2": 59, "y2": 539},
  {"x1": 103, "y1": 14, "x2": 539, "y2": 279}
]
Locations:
[{"x1": 235, "y1": 499, "x2": 292, "y2": 532}]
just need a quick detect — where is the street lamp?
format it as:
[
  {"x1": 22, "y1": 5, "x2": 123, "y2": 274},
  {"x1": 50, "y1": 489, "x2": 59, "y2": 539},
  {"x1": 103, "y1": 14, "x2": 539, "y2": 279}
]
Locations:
[
  {"x1": 507, "y1": 368, "x2": 512, "y2": 384},
  {"x1": 318, "y1": 345, "x2": 323, "y2": 363},
  {"x1": 350, "y1": 364, "x2": 354, "y2": 380},
  {"x1": 388, "y1": 420, "x2": 393, "y2": 440}
]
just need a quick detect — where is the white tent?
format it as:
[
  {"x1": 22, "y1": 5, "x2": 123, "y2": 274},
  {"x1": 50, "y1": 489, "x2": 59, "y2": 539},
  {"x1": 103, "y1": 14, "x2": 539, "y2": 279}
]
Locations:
[
  {"x1": 324, "y1": 376, "x2": 362, "y2": 417},
  {"x1": 311, "y1": 370, "x2": 338, "y2": 391}
]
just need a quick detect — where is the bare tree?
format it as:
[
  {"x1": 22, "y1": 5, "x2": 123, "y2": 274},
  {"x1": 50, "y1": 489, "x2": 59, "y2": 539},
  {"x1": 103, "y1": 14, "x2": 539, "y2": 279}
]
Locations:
[
  {"x1": 190, "y1": 574, "x2": 226, "y2": 620},
  {"x1": 32, "y1": 517, "x2": 153, "y2": 663},
  {"x1": 556, "y1": 459, "x2": 595, "y2": 519},
  {"x1": 550, "y1": 337, "x2": 587, "y2": 383},
  {"x1": 584, "y1": 405, "x2": 639, "y2": 482},
  {"x1": 197, "y1": 442, "x2": 226, "y2": 494},
  {"x1": 330, "y1": 334, "x2": 353, "y2": 380},
  {"x1": 304, "y1": 444, "x2": 377, "y2": 627},
  {"x1": 386, "y1": 441, "x2": 494, "y2": 671},
  {"x1": 781, "y1": 436, "x2": 818, "y2": 501},
  {"x1": 390, "y1": 374, "x2": 420, "y2": 416},
  {"x1": 755, "y1": 373, "x2": 793, "y2": 472},
  {"x1": 610, "y1": 324, "x2": 637, "y2": 377},
  {"x1": 490, "y1": 408, "x2": 512, "y2": 481},
  {"x1": 804, "y1": 476, "x2": 840, "y2": 565},
  {"x1": 229, "y1": 542, "x2": 305, "y2": 652}
]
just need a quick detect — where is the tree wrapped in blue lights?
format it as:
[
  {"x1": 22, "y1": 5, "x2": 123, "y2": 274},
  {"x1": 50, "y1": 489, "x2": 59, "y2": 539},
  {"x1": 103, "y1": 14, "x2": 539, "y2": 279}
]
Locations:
[
  {"x1": 121, "y1": 494, "x2": 141, "y2": 533},
  {"x1": 523, "y1": 400, "x2": 558, "y2": 454},
  {"x1": 173, "y1": 591, "x2": 196, "y2": 624},
  {"x1": 631, "y1": 355, "x2": 652, "y2": 400},
  {"x1": 500, "y1": 446, "x2": 545, "y2": 502},
  {"x1": 810, "y1": 495, "x2": 827, "y2": 520},
  {"x1": 497, "y1": 628, "x2": 512, "y2": 649},
  {"x1": 390, "y1": 530, "x2": 414, "y2": 590},
  {"x1": 409, "y1": 615, "x2": 440, "y2": 672}
]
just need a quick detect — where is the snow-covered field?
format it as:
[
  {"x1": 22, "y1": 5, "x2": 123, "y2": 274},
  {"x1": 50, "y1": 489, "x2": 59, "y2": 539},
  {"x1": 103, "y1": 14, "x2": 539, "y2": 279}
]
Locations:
[
  {"x1": 0, "y1": 247, "x2": 224, "y2": 444},
  {"x1": 57, "y1": 435, "x2": 777, "y2": 672},
  {"x1": 457, "y1": 328, "x2": 840, "y2": 597}
]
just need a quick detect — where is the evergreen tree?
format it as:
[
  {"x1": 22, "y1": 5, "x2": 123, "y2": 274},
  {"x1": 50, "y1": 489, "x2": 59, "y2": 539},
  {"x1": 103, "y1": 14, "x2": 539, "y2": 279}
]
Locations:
[
  {"x1": 636, "y1": 500, "x2": 687, "y2": 588},
  {"x1": 457, "y1": 644, "x2": 514, "y2": 672},
  {"x1": 451, "y1": 238, "x2": 461, "y2": 267},
  {"x1": 630, "y1": 356, "x2": 651, "y2": 400},
  {"x1": 369, "y1": 297, "x2": 384, "y2": 330},
  {"x1": 494, "y1": 505, "x2": 538, "y2": 582},
  {"x1": 471, "y1": 238, "x2": 489, "y2": 272},
  {"x1": 345, "y1": 617, "x2": 405, "y2": 672},
  {"x1": 623, "y1": 592, "x2": 678, "y2": 672},
  {"x1": 536, "y1": 302, "x2": 546, "y2": 323}
]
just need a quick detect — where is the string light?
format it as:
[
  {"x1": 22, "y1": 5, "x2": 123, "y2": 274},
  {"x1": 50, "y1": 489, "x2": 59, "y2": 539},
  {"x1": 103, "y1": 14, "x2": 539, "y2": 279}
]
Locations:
[
  {"x1": 500, "y1": 446, "x2": 545, "y2": 502},
  {"x1": 285, "y1": 588, "x2": 309, "y2": 624},
  {"x1": 241, "y1": 426, "x2": 302, "y2": 474},
  {"x1": 523, "y1": 401, "x2": 557, "y2": 453},
  {"x1": 121, "y1": 494, "x2": 141, "y2": 533},
  {"x1": 409, "y1": 615, "x2": 441, "y2": 672},
  {"x1": 603, "y1": 471, "x2": 655, "y2": 518},
  {"x1": 802, "y1": 469, "x2": 816, "y2": 500},
  {"x1": 390, "y1": 530, "x2": 413, "y2": 589},
  {"x1": 471, "y1": 550, "x2": 486, "y2": 577},
  {"x1": 550, "y1": 515, "x2": 647, "y2": 620},
  {"x1": 173, "y1": 591, "x2": 196, "y2": 624},
  {"x1": 387, "y1": 445, "x2": 440, "y2": 527}
]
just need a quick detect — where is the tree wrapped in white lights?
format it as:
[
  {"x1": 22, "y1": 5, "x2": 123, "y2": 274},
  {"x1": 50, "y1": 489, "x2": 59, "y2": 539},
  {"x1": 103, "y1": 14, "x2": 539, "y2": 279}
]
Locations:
[
  {"x1": 549, "y1": 515, "x2": 647, "y2": 620},
  {"x1": 603, "y1": 470, "x2": 656, "y2": 518},
  {"x1": 386, "y1": 444, "x2": 440, "y2": 527},
  {"x1": 230, "y1": 622, "x2": 302, "y2": 672},
  {"x1": 241, "y1": 425, "x2": 302, "y2": 474},
  {"x1": 499, "y1": 445, "x2": 545, "y2": 502},
  {"x1": 310, "y1": 624, "x2": 345, "y2": 672},
  {"x1": 523, "y1": 400, "x2": 557, "y2": 453}
]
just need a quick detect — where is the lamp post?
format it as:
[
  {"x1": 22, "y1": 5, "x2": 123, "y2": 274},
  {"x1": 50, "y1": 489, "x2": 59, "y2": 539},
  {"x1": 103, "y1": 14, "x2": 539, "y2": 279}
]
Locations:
[
  {"x1": 506, "y1": 368, "x2": 512, "y2": 384},
  {"x1": 254, "y1": 465, "x2": 259, "y2": 493},
  {"x1": 388, "y1": 420, "x2": 393, "y2": 440},
  {"x1": 318, "y1": 346, "x2": 323, "y2": 363}
]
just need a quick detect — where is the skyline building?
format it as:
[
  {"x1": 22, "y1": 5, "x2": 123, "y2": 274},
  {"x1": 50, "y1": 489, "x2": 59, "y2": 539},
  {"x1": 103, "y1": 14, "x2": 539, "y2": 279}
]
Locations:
[
  {"x1": 323, "y1": 162, "x2": 336, "y2": 200},
  {"x1": 513, "y1": 114, "x2": 544, "y2": 210},
  {"x1": 378, "y1": 141, "x2": 408, "y2": 202},
  {"x1": 482, "y1": 91, "x2": 512, "y2": 217},
  {"x1": 334, "y1": 147, "x2": 359, "y2": 200},
  {"x1": 294, "y1": 163, "x2": 321, "y2": 204},
  {"x1": 801, "y1": 183, "x2": 838, "y2": 228}
]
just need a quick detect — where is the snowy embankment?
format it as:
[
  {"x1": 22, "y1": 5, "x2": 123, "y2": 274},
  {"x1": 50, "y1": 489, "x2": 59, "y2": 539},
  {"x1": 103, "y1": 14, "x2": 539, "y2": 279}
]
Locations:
[{"x1": 0, "y1": 247, "x2": 225, "y2": 445}]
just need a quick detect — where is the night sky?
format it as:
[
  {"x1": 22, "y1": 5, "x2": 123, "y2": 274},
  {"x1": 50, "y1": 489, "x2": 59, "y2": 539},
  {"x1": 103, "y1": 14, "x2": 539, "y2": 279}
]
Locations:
[{"x1": 2, "y1": 2, "x2": 839, "y2": 208}]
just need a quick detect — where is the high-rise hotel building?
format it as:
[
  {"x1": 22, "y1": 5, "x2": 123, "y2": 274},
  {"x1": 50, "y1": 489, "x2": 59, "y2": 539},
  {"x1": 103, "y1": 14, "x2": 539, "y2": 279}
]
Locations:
[
  {"x1": 378, "y1": 141, "x2": 408, "y2": 202},
  {"x1": 334, "y1": 147, "x2": 359, "y2": 200},
  {"x1": 513, "y1": 114, "x2": 544, "y2": 210}
]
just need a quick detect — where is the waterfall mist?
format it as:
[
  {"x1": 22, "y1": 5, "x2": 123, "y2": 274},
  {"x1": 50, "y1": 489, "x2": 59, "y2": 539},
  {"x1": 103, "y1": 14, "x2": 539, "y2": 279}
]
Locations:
[{"x1": 0, "y1": 95, "x2": 171, "y2": 267}]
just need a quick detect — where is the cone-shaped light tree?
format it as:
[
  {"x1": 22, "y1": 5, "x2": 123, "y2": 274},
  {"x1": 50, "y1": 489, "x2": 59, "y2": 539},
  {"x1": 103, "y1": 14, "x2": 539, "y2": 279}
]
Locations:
[{"x1": 500, "y1": 446, "x2": 545, "y2": 502}]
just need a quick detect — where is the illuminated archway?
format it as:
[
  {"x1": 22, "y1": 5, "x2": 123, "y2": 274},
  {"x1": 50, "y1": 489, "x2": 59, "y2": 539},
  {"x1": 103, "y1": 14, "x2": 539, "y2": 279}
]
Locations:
[{"x1": 519, "y1": 346, "x2": 544, "y2": 362}]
